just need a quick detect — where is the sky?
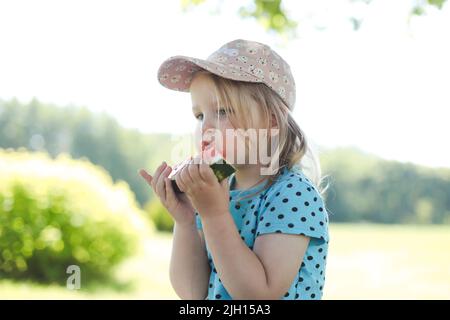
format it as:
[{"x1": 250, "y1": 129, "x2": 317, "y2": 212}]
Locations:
[{"x1": 0, "y1": 0, "x2": 449, "y2": 169}]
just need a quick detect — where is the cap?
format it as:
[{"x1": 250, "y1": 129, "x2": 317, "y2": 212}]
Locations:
[{"x1": 157, "y1": 39, "x2": 296, "y2": 110}]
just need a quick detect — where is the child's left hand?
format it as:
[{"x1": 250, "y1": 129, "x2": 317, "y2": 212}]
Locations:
[{"x1": 174, "y1": 155, "x2": 230, "y2": 219}]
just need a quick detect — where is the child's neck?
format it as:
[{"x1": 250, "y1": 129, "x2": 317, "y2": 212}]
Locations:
[{"x1": 233, "y1": 164, "x2": 268, "y2": 190}]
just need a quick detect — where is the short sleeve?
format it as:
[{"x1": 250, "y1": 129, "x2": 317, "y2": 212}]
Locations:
[
  {"x1": 256, "y1": 176, "x2": 329, "y2": 242},
  {"x1": 195, "y1": 211, "x2": 203, "y2": 231}
]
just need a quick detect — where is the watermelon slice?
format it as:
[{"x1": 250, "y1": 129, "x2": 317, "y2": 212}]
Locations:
[{"x1": 169, "y1": 146, "x2": 235, "y2": 194}]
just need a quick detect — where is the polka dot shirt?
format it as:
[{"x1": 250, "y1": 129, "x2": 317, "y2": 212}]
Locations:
[{"x1": 195, "y1": 166, "x2": 330, "y2": 300}]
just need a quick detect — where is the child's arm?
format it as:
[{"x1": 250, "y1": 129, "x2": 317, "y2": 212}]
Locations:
[
  {"x1": 201, "y1": 213, "x2": 309, "y2": 300},
  {"x1": 139, "y1": 163, "x2": 210, "y2": 299},
  {"x1": 169, "y1": 222, "x2": 210, "y2": 300}
]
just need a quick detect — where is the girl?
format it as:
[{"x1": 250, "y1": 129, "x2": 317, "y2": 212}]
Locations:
[{"x1": 139, "y1": 39, "x2": 330, "y2": 300}]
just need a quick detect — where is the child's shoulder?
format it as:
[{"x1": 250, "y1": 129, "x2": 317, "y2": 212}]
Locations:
[
  {"x1": 266, "y1": 165, "x2": 321, "y2": 197},
  {"x1": 257, "y1": 165, "x2": 329, "y2": 242}
]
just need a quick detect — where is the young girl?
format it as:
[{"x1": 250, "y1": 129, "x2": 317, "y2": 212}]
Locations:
[{"x1": 139, "y1": 39, "x2": 330, "y2": 300}]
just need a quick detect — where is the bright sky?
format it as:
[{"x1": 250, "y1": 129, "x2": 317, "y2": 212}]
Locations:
[{"x1": 0, "y1": 0, "x2": 449, "y2": 169}]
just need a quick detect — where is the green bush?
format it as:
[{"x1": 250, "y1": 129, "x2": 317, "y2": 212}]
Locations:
[
  {"x1": 0, "y1": 148, "x2": 153, "y2": 285},
  {"x1": 145, "y1": 198, "x2": 174, "y2": 233}
]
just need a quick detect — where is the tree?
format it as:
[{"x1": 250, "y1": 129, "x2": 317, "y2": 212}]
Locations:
[{"x1": 181, "y1": 0, "x2": 448, "y2": 37}]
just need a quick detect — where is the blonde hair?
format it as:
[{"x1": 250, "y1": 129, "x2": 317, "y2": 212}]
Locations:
[{"x1": 193, "y1": 70, "x2": 330, "y2": 202}]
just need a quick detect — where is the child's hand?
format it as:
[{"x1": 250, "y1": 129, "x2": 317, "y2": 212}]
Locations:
[
  {"x1": 175, "y1": 155, "x2": 230, "y2": 220},
  {"x1": 139, "y1": 162, "x2": 196, "y2": 227}
]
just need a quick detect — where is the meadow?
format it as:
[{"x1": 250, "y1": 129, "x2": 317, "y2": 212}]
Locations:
[{"x1": 1, "y1": 223, "x2": 449, "y2": 300}]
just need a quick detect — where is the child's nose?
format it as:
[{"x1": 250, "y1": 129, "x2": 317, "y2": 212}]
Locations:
[{"x1": 201, "y1": 115, "x2": 218, "y2": 131}]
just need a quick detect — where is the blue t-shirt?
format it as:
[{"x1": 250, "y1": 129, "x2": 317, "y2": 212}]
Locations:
[{"x1": 195, "y1": 165, "x2": 330, "y2": 300}]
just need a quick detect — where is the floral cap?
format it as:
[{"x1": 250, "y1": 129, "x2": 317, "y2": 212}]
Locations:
[{"x1": 157, "y1": 39, "x2": 296, "y2": 110}]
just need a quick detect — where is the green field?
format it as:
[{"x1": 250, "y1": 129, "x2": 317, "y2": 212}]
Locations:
[{"x1": 1, "y1": 224, "x2": 449, "y2": 299}]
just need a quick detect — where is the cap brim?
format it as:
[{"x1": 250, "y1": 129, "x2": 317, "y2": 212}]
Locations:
[{"x1": 157, "y1": 55, "x2": 262, "y2": 92}]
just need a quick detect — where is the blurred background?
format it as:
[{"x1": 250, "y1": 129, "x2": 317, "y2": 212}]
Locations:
[{"x1": 0, "y1": 0, "x2": 449, "y2": 299}]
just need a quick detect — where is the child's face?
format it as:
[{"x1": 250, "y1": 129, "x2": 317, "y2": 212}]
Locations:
[{"x1": 190, "y1": 73, "x2": 269, "y2": 168}]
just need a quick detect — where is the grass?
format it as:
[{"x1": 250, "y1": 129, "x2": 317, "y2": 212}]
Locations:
[{"x1": 1, "y1": 224, "x2": 449, "y2": 299}]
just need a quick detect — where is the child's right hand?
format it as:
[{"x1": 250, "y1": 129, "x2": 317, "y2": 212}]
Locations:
[{"x1": 139, "y1": 161, "x2": 196, "y2": 227}]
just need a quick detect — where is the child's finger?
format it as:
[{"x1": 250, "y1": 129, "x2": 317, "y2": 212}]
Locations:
[
  {"x1": 175, "y1": 174, "x2": 186, "y2": 193},
  {"x1": 165, "y1": 177, "x2": 176, "y2": 203},
  {"x1": 199, "y1": 163, "x2": 216, "y2": 184},
  {"x1": 156, "y1": 166, "x2": 171, "y2": 201},
  {"x1": 152, "y1": 162, "x2": 167, "y2": 190},
  {"x1": 139, "y1": 169, "x2": 153, "y2": 185}
]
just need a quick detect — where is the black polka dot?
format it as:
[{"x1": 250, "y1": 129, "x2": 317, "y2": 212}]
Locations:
[
  {"x1": 315, "y1": 264, "x2": 320, "y2": 269},
  {"x1": 241, "y1": 236, "x2": 245, "y2": 241},
  {"x1": 304, "y1": 201, "x2": 309, "y2": 206},
  {"x1": 284, "y1": 292, "x2": 289, "y2": 297},
  {"x1": 253, "y1": 211, "x2": 258, "y2": 216},
  {"x1": 320, "y1": 221, "x2": 324, "y2": 226},
  {"x1": 290, "y1": 174, "x2": 294, "y2": 177},
  {"x1": 235, "y1": 204, "x2": 240, "y2": 209},
  {"x1": 229, "y1": 196, "x2": 232, "y2": 201},
  {"x1": 215, "y1": 294, "x2": 221, "y2": 299},
  {"x1": 301, "y1": 217, "x2": 307, "y2": 222},
  {"x1": 288, "y1": 223, "x2": 294, "y2": 228},
  {"x1": 311, "y1": 212, "x2": 316, "y2": 217},
  {"x1": 313, "y1": 197, "x2": 317, "y2": 202},
  {"x1": 270, "y1": 206, "x2": 275, "y2": 212},
  {"x1": 251, "y1": 228, "x2": 255, "y2": 234},
  {"x1": 296, "y1": 191, "x2": 301, "y2": 196},
  {"x1": 307, "y1": 187, "x2": 311, "y2": 191},
  {"x1": 299, "y1": 277, "x2": 304, "y2": 282},
  {"x1": 319, "y1": 207, "x2": 323, "y2": 212},
  {"x1": 318, "y1": 248, "x2": 323, "y2": 253},
  {"x1": 311, "y1": 293, "x2": 316, "y2": 298},
  {"x1": 241, "y1": 214, "x2": 245, "y2": 218},
  {"x1": 287, "y1": 183, "x2": 293, "y2": 188},
  {"x1": 307, "y1": 256, "x2": 313, "y2": 261},
  {"x1": 310, "y1": 227, "x2": 315, "y2": 231},
  {"x1": 299, "y1": 178, "x2": 303, "y2": 182},
  {"x1": 265, "y1": 222, "x2": 271, "y2": 227},
  {"x1": 305, "y1": 286, "x2": 311, "y2": 291},
  {"x1": 320, "y1": 286, "x2": 323, "y2": 290},
  {"x1": 247, "y1": 200, "x2": 252, "y2": 204},
  {"x1": 275, "y1": 192, "x2": 280, "y2": 196},
  {"x1": 301, "y1": 262, "x2": 305, "y2": 267},
  {"x1": 251, "y1": 204, "x2": 255, "y2": 209},
  {"x1": 245, "y1": 220, "x2": 250, "y2": 225},
  {"x1": 213, "y1": 268, "x2": 217, "y2": 273},
  {"x1": 265, "y1": 202, "x2": 270, "y2": 208},
  {"x1": 278, "y1": 214, "x2": 284, "y2": 219},
  {"x1": 276, "y1": 230, "x2": 282, "y2": 233},
  {"x1": 292, "y1": 207, "x2": 298, "y2": 212},
  {"x1": 259, "y1": 216, "x2": 264, "y2": 221},
  {"x1": 209, "y1": 283, "x2": 213, "y2": 288},
  {"x1": 295, "y1": 293, "x2": 299, "y2": 299},
  {"x1": 256, "y1": 231, "x2": 260, "y2": 236},
  {"x1": 282, "y1": 198, "x2": 288, "y2": 203}
]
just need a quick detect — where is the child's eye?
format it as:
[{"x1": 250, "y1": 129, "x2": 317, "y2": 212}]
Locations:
[
  {"x1": 194, "y1": 113, "x2": 203, "y2": 121},
  {"x1": 218, "y1": 109, "x2": 227, "y2": 116}
]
